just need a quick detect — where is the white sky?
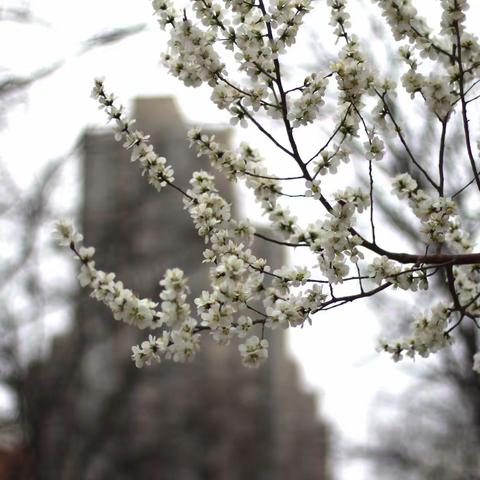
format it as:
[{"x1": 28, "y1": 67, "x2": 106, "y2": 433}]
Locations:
[{"x1": 2, "y1": 1, "x2": 480, "y2": 479}]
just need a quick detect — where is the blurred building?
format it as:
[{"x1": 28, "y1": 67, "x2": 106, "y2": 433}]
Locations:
[{"x1": 24, "y1": 98, "x2": 331, "y2": 480}]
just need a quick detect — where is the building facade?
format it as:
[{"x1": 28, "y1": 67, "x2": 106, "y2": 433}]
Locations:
[{"x1": 26, "y1": 98, "x2": 331, "y2": 480}]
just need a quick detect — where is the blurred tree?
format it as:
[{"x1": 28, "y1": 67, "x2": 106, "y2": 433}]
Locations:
[
  {"x1": 358, "y1": 147, "x2": 480, "y2": 478},
  {"x1": 347, "y1": 13, "x2": 480, "y2": 478},
  {"x1": 0, "y1": 4, "x2": 147, "y2": 476}
]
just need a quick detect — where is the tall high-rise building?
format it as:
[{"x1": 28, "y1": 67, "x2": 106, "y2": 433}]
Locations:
[{"x1": 26, "y1": 98, "x2": 331, "y2": 480}]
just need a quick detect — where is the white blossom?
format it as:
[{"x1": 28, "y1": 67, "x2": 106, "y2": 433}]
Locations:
[{"x1": 238, "y1": 336, "x2": 269, "y2": 368}]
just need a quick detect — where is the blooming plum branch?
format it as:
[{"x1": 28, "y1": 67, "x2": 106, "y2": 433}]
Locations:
[{"x1": 55, "y1": 0, "x2": 480, "y2": 372}]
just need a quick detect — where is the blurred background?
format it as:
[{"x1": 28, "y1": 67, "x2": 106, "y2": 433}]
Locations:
[{"x1": 1, "y1": 0, "x2": 480, "y2": 479}]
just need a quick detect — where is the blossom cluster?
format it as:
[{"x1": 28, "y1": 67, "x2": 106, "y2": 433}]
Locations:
[
  {"x1": 91, "y1": 78, "x2": 175, "y2": 192},
  {"x1": 287, "y1": 73, "x2": 328, "y2": 127},
  {"x1": 367, "y1": 256, "x2": 428, "y2": 292},
  {"x1": 392, "y1": 173, "x2": 457, "y2": 243},
  {"x1": 152, "y1": 0, "x2": 318, "y2": 127},
  {"x1": 55, "y1": 220, "x2": 160, "y2": 331},
  {"x1": 377, "y1": 303, "x2": 453, "y2": 362}
]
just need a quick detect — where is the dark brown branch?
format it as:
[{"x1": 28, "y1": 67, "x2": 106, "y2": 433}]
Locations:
[
  {"x1": 375, "y1": 90, "x2": 440, "y2": 192},
  {"x1": 254, "y1": 231, "x2": 307, "y2": 247},
  {"x1": 438, "y1": 118, "x2": 448, "y2": 195},
  {"x1": 237, "y1": 104, "x2": 295, "y2": 158},
  {"x1": 361, "y1": 238, "x2": 480, "y2": 266},
  {"x1": 454, "y1": 14, "x2": 480, "y2": 193},
  {"x1": 313, "y1": 282, "x2": 392, "y2": 314}
]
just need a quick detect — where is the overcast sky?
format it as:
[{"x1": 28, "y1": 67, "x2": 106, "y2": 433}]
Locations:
[{"x1": 3, "y1": 1, "x2": 480, "y2": 478}]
